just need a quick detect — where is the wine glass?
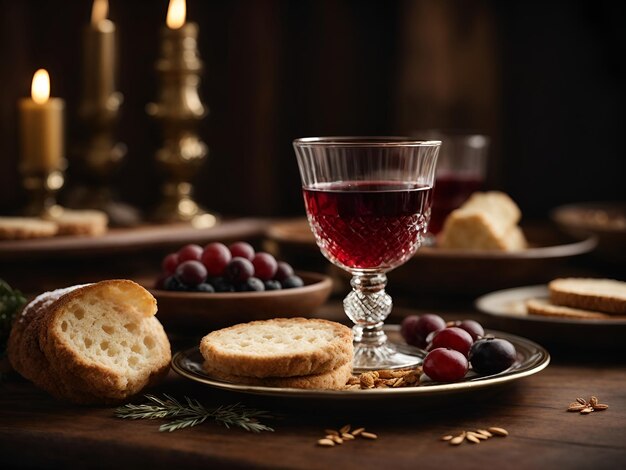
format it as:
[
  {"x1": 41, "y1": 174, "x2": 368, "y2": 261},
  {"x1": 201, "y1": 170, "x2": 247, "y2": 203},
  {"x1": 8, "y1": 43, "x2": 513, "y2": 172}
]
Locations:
[{"x1": 293, "y1": 137, "x2": 441, "y2": 371}]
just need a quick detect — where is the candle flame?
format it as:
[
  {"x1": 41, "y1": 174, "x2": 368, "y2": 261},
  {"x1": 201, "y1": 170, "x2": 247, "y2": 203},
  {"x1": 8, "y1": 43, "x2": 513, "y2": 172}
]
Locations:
[
  {"x1": 91, "y1": 0, "x2": 109, "y2": 24},
  {"x1": 166, "y1": 0, "x2": 186, "y2": 29},
  {"x1": 31, "y1": 69, "x2": 50, "y2": 104}
]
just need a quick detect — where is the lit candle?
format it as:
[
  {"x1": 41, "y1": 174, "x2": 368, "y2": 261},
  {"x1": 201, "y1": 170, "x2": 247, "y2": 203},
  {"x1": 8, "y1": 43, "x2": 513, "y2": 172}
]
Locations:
[
  {"x1": 82, "y1": 0, "x2": 118, "y2": 111},
  {"x1": 166, "y1": 0, "x2": 186, "y2": 29},
  {"x1": 19, "y1": 69, "x2": 65, "y2": 172}
]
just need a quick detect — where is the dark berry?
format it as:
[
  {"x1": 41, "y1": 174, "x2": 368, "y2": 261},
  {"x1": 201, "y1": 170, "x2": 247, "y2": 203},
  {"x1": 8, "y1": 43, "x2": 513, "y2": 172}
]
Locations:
[
  {"x1": 282, "y1": 275, "x2": 304, "y2": 289},
  {"x1": 229, "y1": 241, "x2": 255, "y2": 260},
  {"x1": 175, "y1": 260, "x2": 207, "y2": 286},
  {"x1": 252, "y1": 252, "x2": 278, "y2": 280},
  {"x1": 469, "y1": 338, "x2": 517, "y2": 375},
  {"x1": 423, "y1": 348, "x2": 469, "y2": 382},
  {"x1": 236, "y1": 277, "x2": 265, "y2": 292},
  {"x1": 162, "y1": 253, "x2": 179, "y2": 275},
  {"x1": 155, "y1": 273, "x2": 169, "y2": 290},
  {"x1": 177, "y1": 244, "x2": 203, "y2": 262},
  {"x1": 195, "y1": 283, "x2": 215, "y2": 293},
  {"x1": 209, "y1": 277, "x2": 235, "y2": 292},
  {"x1": 225, "y1": 257, "x2": 255, "y2": 282},
  {"x1": 401, "y1": 314, "x2": 445, "y2": 349},
  {"x1": 164, "y1": 276, "x2": 189, "y2": 291},
  {"x1": 274, "y1": 261, "x2": 294, "y2": 281},
  {"x1": 201, "y1": 242, "x2": 231, "y2": 276},
  {"x1": 264, "y1": 280, "x2": 282, "y2": 291}
]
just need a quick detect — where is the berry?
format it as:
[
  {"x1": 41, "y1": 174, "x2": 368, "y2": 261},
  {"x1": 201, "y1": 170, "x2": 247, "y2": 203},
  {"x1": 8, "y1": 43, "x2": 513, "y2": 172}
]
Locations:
[
  {"x1": 175, "y1": 260, "x2": 207, "y2": 286},
  {"x1": 177, "y1": 244, "x2": 203, "y2": 263},
  {"x1": 225, "y1": 257, "x2": 255, "y2": 282},
  {"x1": 229, "y1": 241, "x2": 255, "y2": 260},
  {"x1": 195, "y1": 283, "x2": 215, "y2": 293},
  {"x1": 252, "y1": 252, "x2": 278, "y2": 281},
  {"x1": 201, "y1": 242, "x2": 231, "y2": 276},
  {"x1": 155, "y1": 273, "x2": 169, "y2": 290},
  {"x1": 457, "y1": 320, "x2": 484, "y2": 341},
  {"x1": 264, "y1": 280, "x2": 282, "y2": 291},
  {"x1": 164, "y1": 276, "x2": 189, "y2": 291},
  {"x1": 401, "y1": 314, "x2": 445, "y2": 349},
  {"x1": 430, "y1": 327, "x2": 474, "y2": 357},
  {"x1": 423, "y1": 348, "x2": 469, "y2": 382},
  {"x1": 162, "y1": 253, "x2": 179, "y2": 275},
  {"x1": 236, "y1": 277, "x2": 265, "y2": 292},
  {"x1": 209, "y1": 277, "x2": 235, "y2": 292},
  {"x1": 470, "y1": 338, "x2": 517, "y2": 375},
  {"x1": 400, "y1": 315, "x2": 421, "y2": 347},
  {"x1": 274, "y1": 261, "x2": 294, "y2": 281},
  {"x1": 282, "y1": 275, "x2": 304, "y2": 289}
]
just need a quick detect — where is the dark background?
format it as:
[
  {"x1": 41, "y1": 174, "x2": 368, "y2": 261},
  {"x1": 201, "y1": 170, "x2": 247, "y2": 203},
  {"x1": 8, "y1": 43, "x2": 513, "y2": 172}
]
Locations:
[{"x1": 0, "y1": 0, "x2": 624, "y2": 219}]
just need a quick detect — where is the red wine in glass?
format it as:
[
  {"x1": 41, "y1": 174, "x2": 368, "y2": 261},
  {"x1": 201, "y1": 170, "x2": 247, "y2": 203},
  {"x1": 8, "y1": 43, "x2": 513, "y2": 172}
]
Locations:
[
  {"x1": 303, "y1": 181, "x2": 432, "y2": 271},
  {"x1": 429, "y1": 172, "x2": 483, "y2": 234}
]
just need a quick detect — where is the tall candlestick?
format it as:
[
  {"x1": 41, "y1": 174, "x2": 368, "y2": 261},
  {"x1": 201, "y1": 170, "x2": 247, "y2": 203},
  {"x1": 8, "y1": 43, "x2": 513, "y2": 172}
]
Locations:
[
  {"x1": 18, "y1": 69, "x2": 65, "y2": 215},
  {"x1": 148, "y1": 0, "x2": 217, "y2": 227}
]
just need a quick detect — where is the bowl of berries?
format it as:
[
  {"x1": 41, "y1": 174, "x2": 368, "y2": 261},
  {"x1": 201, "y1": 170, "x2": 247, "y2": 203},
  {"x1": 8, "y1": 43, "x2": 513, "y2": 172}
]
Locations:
[{"x1": 146, "y1": 241, "x2": 333, "y2": 329}]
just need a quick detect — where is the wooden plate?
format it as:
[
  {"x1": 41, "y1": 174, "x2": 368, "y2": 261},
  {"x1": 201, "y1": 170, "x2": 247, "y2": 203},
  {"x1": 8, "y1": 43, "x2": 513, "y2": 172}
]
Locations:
[
  {"x1": 143, "y1": 271, "x2": 333, "y2": 330},
  {"x1": 476, "y1": 285, "x2": 626, "y2": 349}
]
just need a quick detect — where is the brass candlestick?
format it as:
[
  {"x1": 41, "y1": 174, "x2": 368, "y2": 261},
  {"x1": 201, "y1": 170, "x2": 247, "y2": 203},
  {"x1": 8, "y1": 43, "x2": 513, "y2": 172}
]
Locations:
[{"x1": 147, "y1": 13, "x2": 216, "y2": 226}]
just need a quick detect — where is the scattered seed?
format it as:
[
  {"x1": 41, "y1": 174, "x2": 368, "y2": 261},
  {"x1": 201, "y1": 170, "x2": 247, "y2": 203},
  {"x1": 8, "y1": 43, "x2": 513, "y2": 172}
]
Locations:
[
  {"x1": 351, "y1": 427, "x2": 365, "y2": 436},
  {"x1": 488, "y1": 427, "x2": 509, "y2": 436},
  {"x1": 590, "y1": 396, "x2": 598, "y2": 407},
  {"x1": 476, "y1": 429, "x2": 493, "y2": 438},
  {"x1": 568, "y1": 403, "x2": 586, "y2": 412},
  {"x1": 318, "y1": 439, "x2": 335, "y2": 447},
  {"x1": 467, "y1": 431, "x2": 488, "y2": 441},
  {"x1": 449, "y1": 432, "x2": 466, "y2": 445},
  {"x1": 339, "y1": 424, "x2": 351, "y2": 434},
  {"x1": 593, "y1": 404, "x2": 609, "y2": 411},
  {"x1": 441, "y1": 435, "x2": 454, "y2": 441},
  {"x1": 342, "y1": 433, "x2": 355, "y2": 440},
  {"x1": 324, "y1": 429, "x2": 338, "y2": 436},
  {"x1": 580, "y1": 407, "x2": 594, "y2": 414},
  {"x1": 576, "y1": 397, "x2": 587, "y2": 405},
  {"x1": 331, "y1": 435, "x2": 343, "y2": 444},
  {"x1": 466, "y1": 434, "x2": 481, "y2": 444},
  {"x1": 361, "y1": 432, "x2": 378, "y2": 440}
]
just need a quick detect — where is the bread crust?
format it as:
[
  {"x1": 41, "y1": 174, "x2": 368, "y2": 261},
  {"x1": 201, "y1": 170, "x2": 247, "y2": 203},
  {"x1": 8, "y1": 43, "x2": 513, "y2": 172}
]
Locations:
[
  {"x1": 204, "y1": 360, "x2": 352, "y2": 390},
  {"x1": 526, "y1": 298, "x2": 611, "y2": 320},
  {"x1": 0, "y1": 217, "x2": 58, "y2": 240},
  {"x1": 42, "y1": 209, "x2": 108, "y2": 236},
  {"x1": 549, "y1": 278, "x2": 626, "y2": 315},
  {"x1": 200, "y1": 318, "x2": 353, "y2": 378},
  {"x1": 8, "y1": 280, "x2": 171, "y2": 404}
]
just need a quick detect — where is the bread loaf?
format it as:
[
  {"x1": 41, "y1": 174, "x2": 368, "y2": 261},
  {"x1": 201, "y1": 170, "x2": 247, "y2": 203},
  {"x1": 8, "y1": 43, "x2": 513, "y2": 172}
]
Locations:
[
  {"x1": 200, "y1": 318, "x2": 353, "y2": 379},
  {"x1": 8, "y1": 280, "x2": 171, "y2": 403}
]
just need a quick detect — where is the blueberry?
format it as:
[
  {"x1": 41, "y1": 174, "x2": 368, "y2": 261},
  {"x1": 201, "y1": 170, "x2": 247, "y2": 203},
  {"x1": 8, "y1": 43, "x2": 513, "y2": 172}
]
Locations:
[
  {"x1": 209, "y1": 277, "x2": 235, "y2": 293},
  {"x1": 264, "y1": 280, "x2": 282, "y2": 291},
  {"x1": 236, "y1": 277, "x2": 265, "y2": 292},
  {"x1": 164, "y1": 276, "x2": 190, "y2": 292},
  {"x1": 282, "y1": 275, "x2": 304, "y2": 289},
  {"x1": 469, "y1": 338, "x2": 517, "y2": 375},
  {"x1": 195, "y1": 283, "x2": 215, "y2": 293}
]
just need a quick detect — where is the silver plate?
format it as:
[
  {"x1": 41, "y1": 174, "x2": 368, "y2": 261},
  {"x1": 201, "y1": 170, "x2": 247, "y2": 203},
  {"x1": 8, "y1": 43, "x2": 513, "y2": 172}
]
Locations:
[{"x1": 171, "y1": 327, "x2": 550, "y2": 400}]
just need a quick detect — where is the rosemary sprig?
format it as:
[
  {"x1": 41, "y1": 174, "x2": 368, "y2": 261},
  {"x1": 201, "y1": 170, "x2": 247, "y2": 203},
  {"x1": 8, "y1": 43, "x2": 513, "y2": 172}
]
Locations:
[
  {"x1": 115, "y1": 394, "x2": 275, "y2": 433},
  {"x1": 0, "y1": 279, "x2": 26, "y2": 358}
]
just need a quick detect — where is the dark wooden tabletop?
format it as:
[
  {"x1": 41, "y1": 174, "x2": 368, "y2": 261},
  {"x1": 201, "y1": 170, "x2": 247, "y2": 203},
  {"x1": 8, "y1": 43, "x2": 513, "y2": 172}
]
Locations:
[{"x1": 1, "y1": 302, "x2": 625, "y2": 470}]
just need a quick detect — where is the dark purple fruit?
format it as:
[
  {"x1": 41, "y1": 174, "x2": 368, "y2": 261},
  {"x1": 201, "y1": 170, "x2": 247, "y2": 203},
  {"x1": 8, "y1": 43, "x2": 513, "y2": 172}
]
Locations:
[
  {"x1": 457, "y1": 320, "x2": 485, "y2": 341},
  {"x1": 236, "y1": 277, "x2": 265, "y2": 292},
  {"x1": 164, "y1": 276, "x2": 189, "y2": 291},
  {"x1": 430, "y1": 327, "x2": 474, "y2": 357},
  {"x1": 264, "y1": 280, "x2": 282, "y2": 291},
  {"x1": 423, "y1": 348, "x2": 469, "y2": 382},
  {"x1": 469, "y1": 338, "x2": 517, "y2": 375},
  {"x1": 195, "y1": 283, "x2": 215, "y2": 293},
  {"x1": 209, "y1": 277, "x2": 235, "y2": 292},
  {"x1": 175, "y1": 260, "x2": 208, "y2": 286},
  {"x1": 282, "y1": 275, "x2": 304, "y2": 289},
  {"x1": 274, "y1": 261, "x2": 294, "y2": 281},
  {"x1": 401, "y1": 314, "x2": 445, "y2": 349},
  {"x1": 225, "y1": 257, "x2": 255, "y2": 282}
]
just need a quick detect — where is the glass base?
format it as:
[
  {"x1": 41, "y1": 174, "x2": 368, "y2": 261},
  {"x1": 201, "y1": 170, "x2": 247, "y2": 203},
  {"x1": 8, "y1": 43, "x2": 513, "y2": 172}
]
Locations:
[{"x1": 353, "y1": 341, "x2": 423, "y2": 372}]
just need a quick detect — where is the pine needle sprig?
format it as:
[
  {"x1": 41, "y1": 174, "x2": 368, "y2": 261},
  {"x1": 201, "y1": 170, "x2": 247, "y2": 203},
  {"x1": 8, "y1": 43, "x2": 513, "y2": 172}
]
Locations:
[{"x1": 115, "y1": 394, "x2": 274, "y2": 433}]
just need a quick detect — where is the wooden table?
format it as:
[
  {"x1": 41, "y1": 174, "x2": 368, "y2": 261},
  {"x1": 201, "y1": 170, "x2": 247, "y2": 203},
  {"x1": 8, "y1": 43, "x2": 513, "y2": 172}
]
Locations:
[{"x1": 1, "y1": 303, "x2": 625, "y2": 469}]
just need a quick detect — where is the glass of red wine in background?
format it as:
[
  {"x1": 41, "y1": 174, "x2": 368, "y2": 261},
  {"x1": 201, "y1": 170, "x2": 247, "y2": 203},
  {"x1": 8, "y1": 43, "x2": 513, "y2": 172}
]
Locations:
[
  {"x1": 426, "y1": 133, "x2": 489, "y2": 236},
  {"x1": 294, "y1": 137, "x2": 441, "y2": 371}
]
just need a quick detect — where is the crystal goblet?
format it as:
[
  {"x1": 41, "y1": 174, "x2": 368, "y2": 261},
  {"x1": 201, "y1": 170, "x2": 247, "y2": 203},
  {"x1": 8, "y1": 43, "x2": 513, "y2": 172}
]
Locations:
[{"x1": 294, "y1": 137, "x2": 441, "y2": 371}]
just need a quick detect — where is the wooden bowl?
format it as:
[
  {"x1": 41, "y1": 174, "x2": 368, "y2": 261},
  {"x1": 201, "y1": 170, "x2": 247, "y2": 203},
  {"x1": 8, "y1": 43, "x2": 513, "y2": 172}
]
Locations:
[{"x1": 141, "y1": 271, "x2": 333, "y2": 331}]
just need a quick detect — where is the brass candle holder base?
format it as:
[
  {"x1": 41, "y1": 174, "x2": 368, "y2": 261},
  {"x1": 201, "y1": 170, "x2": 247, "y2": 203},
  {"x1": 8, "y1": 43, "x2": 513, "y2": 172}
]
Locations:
[
  {"x1": 21, "y1": 168, "x2": 65, "y2": 217},
  {"x1": 152, "y1": 182, "x2": 218, "y2": 228}
]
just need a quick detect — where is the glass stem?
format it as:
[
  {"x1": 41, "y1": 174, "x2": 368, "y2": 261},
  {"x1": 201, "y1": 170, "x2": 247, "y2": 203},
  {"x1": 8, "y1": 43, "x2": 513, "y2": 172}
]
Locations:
[{"x1": 343, "y1": 273, "x2": 392, "y2": 347}]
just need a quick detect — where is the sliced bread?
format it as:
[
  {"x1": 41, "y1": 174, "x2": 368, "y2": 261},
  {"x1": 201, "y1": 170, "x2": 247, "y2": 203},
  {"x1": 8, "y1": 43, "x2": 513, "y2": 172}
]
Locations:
[
  {"x1": 42, "y1": 208, "x2": 108, "y2": 236},
  {"x1": 549, "y1": 278, "x2": 626, "y2": 315},
  {"x1": 0, "y1": 217, "x2": 58, "y2": 240},
  {"x1": 526, "y1": 298, "x2": 611, "y2": 320},
  {"x1": 200, "y1": 318, "x2": 353, "y2": 378}
]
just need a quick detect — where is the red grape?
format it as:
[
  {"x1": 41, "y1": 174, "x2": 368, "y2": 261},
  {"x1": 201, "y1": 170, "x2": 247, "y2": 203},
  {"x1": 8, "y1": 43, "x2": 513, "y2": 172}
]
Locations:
[
  {"x1": 175, "y1": 260, "x2": 207, "y2": 286},
  {"x1": 400, "y1": 315, "x2": 421, "y2": 347},
  {"x1": 274, "y1": 261, "x2": 294, "y2": 281},
  {"x1": 229, "y1": 242, "x2": 255, "y2": 260},
  {"x1": 201, "y1": 242, "x2": 232, "y2": 276},
  {"x1": 177, "y1": 244, "x2": 203, "y2": 263},
  {"x1": 430, "y1": 327, "x2": 474, "y2": 357},
  {"x1": 423, "y1": 348, "x2": 469, "y2": 382},
  {"x1": 252, "y1": 252, "x2": 278, "y2": 280},
  {"x1": 225, "y1": 257, "x2": 255, "y2": 282},
  {"x1": 401, "y1": 314, "x2": 445, "y2": 349},
  {"x1": 162, "y1": 253, "x2": 179, "y2": 275},
  {"x1": 458, "y1": 320, "x2": 484, "y2": 341}
]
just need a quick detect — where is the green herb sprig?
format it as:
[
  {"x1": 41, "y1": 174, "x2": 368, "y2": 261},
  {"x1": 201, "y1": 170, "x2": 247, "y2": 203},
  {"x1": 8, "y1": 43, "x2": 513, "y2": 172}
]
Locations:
[
  {"x1": 0, "y1": 279, "x2": 27, "y2": 358},
  {"x1": 115, "y1": 394, "x2": 275, "y2": 433}
]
